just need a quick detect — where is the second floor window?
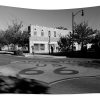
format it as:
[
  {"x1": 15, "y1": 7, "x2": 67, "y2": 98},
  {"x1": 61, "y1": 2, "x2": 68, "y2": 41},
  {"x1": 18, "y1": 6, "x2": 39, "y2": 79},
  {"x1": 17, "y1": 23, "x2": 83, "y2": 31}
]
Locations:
[
  {"x1": 34, "y1": 31, "x2": 37, "y2": 36},
  {"x1": 54, "y1": 31, "x2": 56, "y2": 37},
  {"x1": 41, "y1": 30, "x2": 44, "y2": 36}
]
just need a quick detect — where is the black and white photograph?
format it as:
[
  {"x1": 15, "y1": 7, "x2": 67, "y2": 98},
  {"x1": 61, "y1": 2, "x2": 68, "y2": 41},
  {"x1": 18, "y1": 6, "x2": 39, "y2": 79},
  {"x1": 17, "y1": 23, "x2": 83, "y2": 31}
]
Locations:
[{"x1": 0, "y1": 3, "x2": 100, "y2": 95}]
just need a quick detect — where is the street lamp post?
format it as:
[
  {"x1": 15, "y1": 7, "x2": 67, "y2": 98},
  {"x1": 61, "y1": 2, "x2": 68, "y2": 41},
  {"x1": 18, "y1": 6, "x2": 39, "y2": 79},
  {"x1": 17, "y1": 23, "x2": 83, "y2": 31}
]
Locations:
[
  {"x1": 48, "y1": 31, "x2": 51, "y2": 54},
  {"x1": 72, "y1": 9, "x2": 84, "y2": 51},
  {"x1": 28, "y1": 25, "x2": 31, "y2": 53}
]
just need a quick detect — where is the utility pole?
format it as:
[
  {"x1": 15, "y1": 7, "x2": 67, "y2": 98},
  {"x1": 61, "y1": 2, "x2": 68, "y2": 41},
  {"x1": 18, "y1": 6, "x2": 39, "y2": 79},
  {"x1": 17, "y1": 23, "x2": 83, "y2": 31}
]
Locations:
[
  {"x1": 28, "y1": 25, "x2": 31, "y2": 53},
  {"x1": 48, "y1": 31, "x2": 51, "y2": 54},
  {"x1": 72, "y1": 12, "x2": 74, "y2": 51},
  {"x1": 72, "y1": 9, "x2": 84, "y2": 51}
]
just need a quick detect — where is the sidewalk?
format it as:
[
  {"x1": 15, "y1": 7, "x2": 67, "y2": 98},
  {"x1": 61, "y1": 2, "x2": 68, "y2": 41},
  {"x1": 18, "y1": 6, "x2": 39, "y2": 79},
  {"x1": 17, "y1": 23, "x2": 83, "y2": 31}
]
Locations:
[
  {"x1": 0, "y1": 51, "x2": 13, "y2": 54},
  {"x1": 24, "y1": 53, "x2": 66, "y2": 59}
]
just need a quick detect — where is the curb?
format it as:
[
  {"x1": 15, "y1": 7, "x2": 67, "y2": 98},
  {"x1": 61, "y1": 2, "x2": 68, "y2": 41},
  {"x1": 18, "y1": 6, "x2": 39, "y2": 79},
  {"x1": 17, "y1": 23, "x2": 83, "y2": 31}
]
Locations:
[
  {"x1": 25, "y1": 55, "x2": 66, "y2": 59},
  {"x1": 23, "y1": 53, "x2": 66, "y2": 59}
]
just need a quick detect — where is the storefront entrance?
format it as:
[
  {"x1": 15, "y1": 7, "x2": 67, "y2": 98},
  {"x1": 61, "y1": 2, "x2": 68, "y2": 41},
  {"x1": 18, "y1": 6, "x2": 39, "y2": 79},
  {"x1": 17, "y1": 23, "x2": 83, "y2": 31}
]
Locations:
[{"x1": 34, "y1": 44, "x2": 45, "y2": 53}]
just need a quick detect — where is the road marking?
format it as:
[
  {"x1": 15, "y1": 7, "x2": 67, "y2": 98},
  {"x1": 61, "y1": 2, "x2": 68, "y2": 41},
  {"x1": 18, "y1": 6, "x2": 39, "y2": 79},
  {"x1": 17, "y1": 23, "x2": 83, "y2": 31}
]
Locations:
[
  {"x1": 6, "y1": 60, "x2": 100, "y2": 84},
  {"x1": 49, "y1": 75, "x2": 100, "y2": 85}
]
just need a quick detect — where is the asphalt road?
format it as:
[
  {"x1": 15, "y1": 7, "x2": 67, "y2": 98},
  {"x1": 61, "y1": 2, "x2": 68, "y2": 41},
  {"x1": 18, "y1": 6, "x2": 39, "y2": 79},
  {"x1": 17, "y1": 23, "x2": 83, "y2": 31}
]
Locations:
[
  {"x1": 49, "y1": 77, "x2": 100, "y2": 94},
  {"x1": 0, "y1": 54, "x2": 100, "y2": 94}
]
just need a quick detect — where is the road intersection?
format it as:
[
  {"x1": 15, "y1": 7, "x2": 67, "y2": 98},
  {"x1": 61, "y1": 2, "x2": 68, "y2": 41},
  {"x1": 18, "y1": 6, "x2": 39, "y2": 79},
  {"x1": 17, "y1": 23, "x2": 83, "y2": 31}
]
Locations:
[{"x1": 0, "y1": 54, "x2": 100, "y2": 93}]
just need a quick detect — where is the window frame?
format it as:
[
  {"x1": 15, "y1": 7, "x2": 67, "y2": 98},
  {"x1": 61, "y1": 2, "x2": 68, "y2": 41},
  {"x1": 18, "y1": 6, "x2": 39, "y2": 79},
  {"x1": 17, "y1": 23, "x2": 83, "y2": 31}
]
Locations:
[
  {"x1": 34, "y1": 31, "x2": 37, "y2": 36},
  {"x1": 54, "y1": 31, "x2": 56, "y2": 37},
  {"x1": 41, "y1": 30, "x2": 44, "y2": 36}
]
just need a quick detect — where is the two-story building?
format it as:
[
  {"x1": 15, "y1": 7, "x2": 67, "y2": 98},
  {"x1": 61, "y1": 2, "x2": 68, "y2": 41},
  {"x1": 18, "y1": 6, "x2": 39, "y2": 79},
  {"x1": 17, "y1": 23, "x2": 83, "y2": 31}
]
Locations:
[{"x1": 29, "y1": 25, "x2": 71, "y2": 54}]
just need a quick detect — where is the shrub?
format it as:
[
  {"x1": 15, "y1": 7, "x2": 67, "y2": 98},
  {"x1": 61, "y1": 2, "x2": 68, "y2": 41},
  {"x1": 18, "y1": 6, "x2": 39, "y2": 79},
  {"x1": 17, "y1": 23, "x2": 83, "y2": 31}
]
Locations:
[{"x1": 13, "y1": 50, "x2": 23, "y2": 56}]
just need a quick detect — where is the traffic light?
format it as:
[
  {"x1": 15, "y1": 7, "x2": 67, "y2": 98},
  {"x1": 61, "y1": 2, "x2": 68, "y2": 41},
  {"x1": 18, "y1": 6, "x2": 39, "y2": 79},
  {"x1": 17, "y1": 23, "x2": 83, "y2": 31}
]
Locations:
[{"x1": 81, "y1": 10, "x2": 84, "y2": 16}]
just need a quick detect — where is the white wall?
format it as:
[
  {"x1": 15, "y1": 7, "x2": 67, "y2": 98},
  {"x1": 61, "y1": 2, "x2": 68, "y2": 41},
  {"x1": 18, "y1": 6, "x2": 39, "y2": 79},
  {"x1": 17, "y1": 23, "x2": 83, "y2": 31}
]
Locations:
[{"x1": 29, "y1": 25, "x2": 72, "y2": 53}]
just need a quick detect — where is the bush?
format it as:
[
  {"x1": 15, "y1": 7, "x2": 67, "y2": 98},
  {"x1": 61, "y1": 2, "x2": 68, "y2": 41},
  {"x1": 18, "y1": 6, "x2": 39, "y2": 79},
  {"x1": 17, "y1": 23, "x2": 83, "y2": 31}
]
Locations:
[
  {"x1": 66, "y1": 51, "x2": 100, "y2": 59},
  {"x1": 13, "y1": 50, "x2": 23, "y2": 56}
]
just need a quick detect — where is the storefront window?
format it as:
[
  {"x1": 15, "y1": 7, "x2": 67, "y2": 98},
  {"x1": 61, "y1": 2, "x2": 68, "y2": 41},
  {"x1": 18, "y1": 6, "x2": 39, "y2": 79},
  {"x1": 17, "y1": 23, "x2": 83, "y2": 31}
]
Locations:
[
  {"x1": 40, "y1": 44, "x2": 45, "y2": 50},
  {"x1": 34, "y1": 44, "x2": 39, "y2": 51}
]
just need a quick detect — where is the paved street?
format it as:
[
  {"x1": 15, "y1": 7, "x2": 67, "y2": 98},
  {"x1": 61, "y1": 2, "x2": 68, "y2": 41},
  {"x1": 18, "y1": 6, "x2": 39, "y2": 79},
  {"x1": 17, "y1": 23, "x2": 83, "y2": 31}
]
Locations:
[
  {"x1": 0, "y1": 54, "x2": 100, "y2": 93},
  {"x1": 49, "y1": 77, "x2": 100, "y2": 94}
]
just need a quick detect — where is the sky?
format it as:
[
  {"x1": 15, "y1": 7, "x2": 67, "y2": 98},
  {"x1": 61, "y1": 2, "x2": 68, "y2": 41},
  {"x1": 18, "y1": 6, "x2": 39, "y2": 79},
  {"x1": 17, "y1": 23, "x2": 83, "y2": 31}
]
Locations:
[{"x1": 0, "y1": 5, "x2": 100, "y2": 31}]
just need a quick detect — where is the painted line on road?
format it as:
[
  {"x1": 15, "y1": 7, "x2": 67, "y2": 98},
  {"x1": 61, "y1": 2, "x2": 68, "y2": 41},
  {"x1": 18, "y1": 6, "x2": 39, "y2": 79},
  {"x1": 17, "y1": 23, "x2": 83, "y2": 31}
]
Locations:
[{"x1": 49, "y1": 75, "x2": 100, "y2": 86}]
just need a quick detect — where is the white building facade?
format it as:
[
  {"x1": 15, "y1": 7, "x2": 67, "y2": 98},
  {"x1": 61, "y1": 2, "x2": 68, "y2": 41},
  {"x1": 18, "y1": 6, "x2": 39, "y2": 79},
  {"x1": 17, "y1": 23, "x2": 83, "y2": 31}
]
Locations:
[{"x1": 29, "y1": 25, "x2": 71, "y2": 54}]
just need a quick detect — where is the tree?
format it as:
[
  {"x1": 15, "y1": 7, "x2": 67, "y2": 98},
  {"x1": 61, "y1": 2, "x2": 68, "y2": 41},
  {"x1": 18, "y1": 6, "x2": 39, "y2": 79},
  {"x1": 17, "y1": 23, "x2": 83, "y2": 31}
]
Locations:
[
  {"x1": 74, "y1": 22, "x2": 96, "y2": 51},
  {"x1": 58, "y1": 33, "x2": 73, "y2": 52},
  {"x1": 0, "y1": 30, "x2": 7, "y2": 50},
  {"x1": 89, "y1": 30, "x2": 100, "y2": 52},
  {"x1": 4, "y1": 20, "x2": 23, "y2": 50},
  {"x1": 90, "y1": 30, "x2": 100, "y2": 43},
  {"x1": 19, "y1": 29, "x2": 30, "y2": 47}
]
